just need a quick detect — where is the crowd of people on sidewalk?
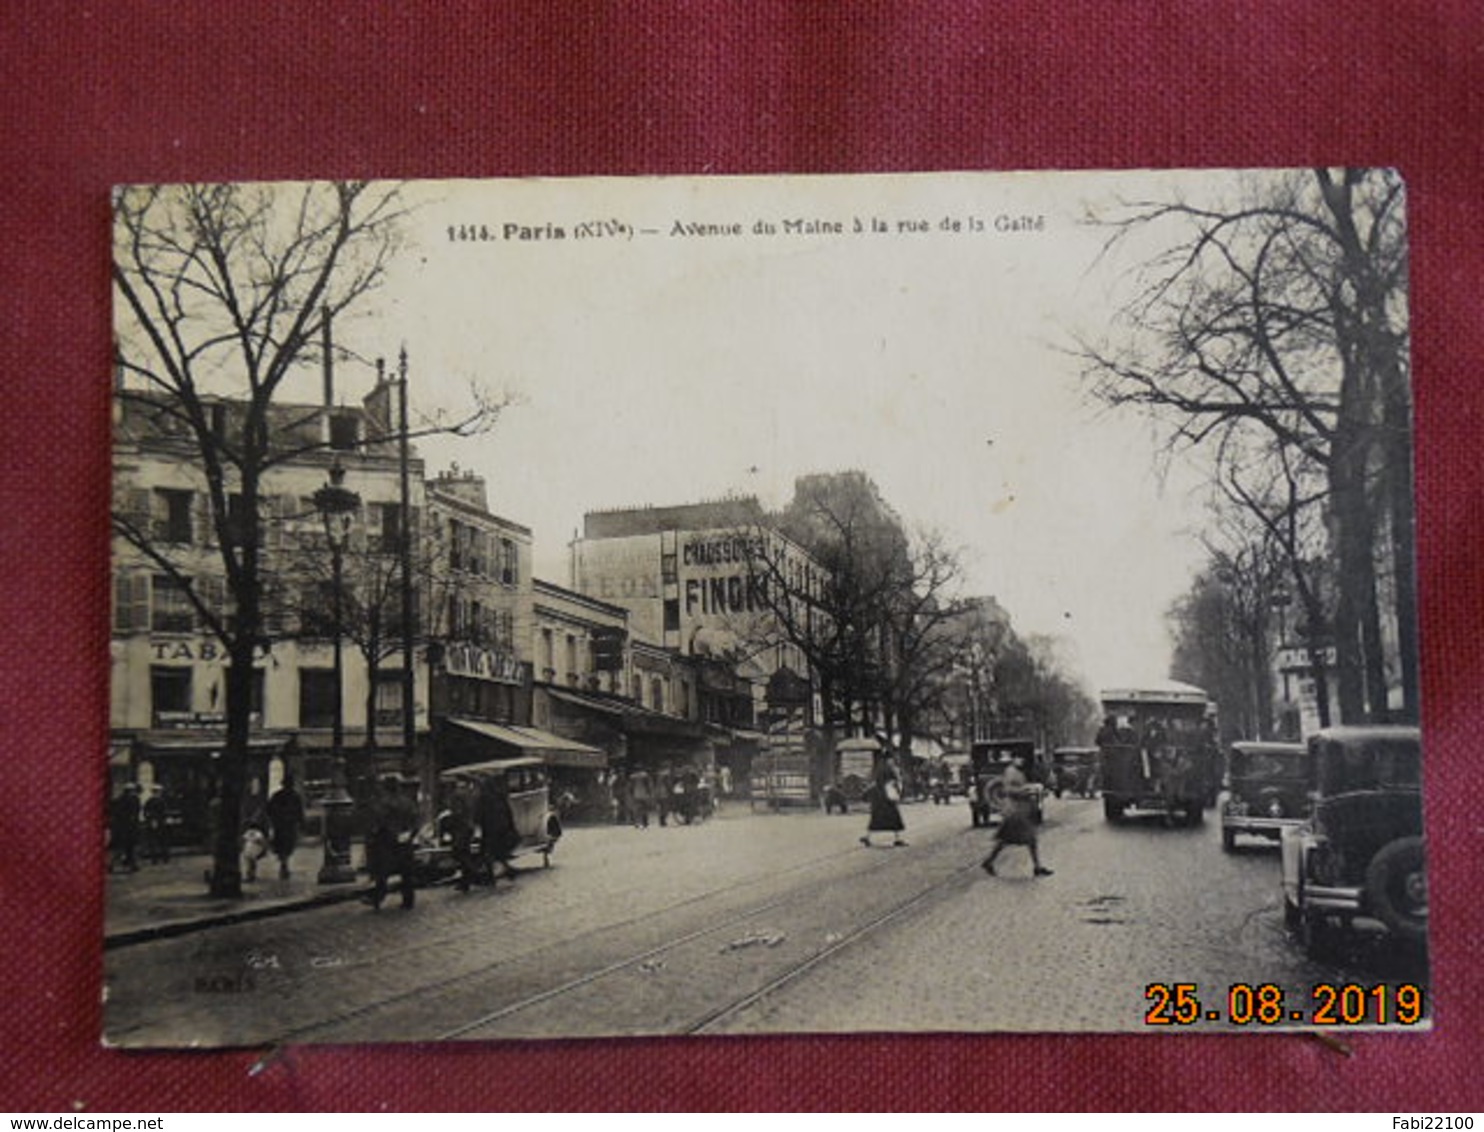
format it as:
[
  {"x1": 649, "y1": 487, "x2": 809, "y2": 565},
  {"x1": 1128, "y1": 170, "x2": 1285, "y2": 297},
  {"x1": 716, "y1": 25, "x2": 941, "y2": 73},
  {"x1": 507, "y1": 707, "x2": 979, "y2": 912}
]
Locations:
[{"x1": 604, "y1": 763, "x2": 721, "y2": 829}]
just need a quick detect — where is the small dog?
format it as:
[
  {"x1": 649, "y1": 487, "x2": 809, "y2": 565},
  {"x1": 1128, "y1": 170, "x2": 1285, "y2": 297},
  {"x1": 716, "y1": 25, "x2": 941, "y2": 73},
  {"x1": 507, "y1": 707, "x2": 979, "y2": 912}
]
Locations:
[{"x1": 241, "y1": 827, "x2": 269, "y2": 882}]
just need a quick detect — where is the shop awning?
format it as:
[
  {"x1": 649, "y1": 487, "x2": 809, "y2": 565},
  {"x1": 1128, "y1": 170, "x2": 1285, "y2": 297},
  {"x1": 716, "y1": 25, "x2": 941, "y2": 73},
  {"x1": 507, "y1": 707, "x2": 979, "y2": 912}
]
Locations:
[
  {"x1": 448, "y1": 718, "x2": 607, "y2": 769},
  {"x1": 547, "y1": 688, "x2": 706, "y2": 739}
]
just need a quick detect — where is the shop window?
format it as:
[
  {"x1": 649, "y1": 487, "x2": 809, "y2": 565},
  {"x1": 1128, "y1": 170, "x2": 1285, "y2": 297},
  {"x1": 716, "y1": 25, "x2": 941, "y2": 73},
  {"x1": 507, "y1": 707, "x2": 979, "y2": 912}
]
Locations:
[
  {"x1": 150, "y1": 666, "x2": 192, "y2": 727},
  {"x1": 298, "y1": 668, "x2": 337, "y2": 729},
  {"x1": 150, "y1": 574, "x2": 195, "y2": 633}
]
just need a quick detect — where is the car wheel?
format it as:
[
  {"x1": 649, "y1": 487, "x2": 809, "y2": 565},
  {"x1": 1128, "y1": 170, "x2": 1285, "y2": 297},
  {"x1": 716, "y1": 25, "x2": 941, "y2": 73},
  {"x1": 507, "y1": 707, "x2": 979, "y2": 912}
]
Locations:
[
  {"x1": 1365, "y1": 835, "x2": 1427, "y2": 942},
  {"x1": 1103, "y1": 797, "x2": 1123, "y2": 823},
  {"x1": 1221, "y1": 827, "x2": 1236, "y2": 853},
  {"x1": 1301, "y1": 909, "x2": 1341, "y2": 963}
]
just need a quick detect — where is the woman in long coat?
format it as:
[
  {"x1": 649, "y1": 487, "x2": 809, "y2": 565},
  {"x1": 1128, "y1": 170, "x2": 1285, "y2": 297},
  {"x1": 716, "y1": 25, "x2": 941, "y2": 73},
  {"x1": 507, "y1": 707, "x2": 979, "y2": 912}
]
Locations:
[
  {"x1": 859, "y1": 760, "x2": 907, "y2": 848},
  {"x1": 981, "y1": 757, "x2": 1053, "y2": 877}
]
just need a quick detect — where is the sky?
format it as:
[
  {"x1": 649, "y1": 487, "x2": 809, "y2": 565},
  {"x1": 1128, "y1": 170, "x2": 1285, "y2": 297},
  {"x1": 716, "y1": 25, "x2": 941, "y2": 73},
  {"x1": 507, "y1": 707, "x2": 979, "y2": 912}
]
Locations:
[{"x1": 319, "y1": 171, "x2": 1249, "y2": 693}]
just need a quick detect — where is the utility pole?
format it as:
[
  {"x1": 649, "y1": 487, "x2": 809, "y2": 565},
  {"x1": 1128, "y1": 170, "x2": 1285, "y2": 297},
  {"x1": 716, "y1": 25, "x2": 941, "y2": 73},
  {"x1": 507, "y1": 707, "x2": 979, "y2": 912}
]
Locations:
[{"x1": 397, "y1": 347, "x2": 417, "y2": 794}]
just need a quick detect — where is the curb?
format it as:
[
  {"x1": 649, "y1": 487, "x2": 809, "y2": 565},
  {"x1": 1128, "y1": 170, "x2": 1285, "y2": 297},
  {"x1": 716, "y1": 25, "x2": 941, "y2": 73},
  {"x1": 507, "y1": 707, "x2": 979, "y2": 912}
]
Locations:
[{"x1": 104, "y1": 883, "x2": 373, "y2": 950}]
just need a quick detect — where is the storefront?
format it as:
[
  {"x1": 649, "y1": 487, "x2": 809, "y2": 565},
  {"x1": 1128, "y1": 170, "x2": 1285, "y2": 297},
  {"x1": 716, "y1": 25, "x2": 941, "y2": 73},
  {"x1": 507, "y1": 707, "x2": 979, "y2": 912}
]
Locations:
[{"x1": 115, "y1": 729, "x2": 296, "y2": 849}]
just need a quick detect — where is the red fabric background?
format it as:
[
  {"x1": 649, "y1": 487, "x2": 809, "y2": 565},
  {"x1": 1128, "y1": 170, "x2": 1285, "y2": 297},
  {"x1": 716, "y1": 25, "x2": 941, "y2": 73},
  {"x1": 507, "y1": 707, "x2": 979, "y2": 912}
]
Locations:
[{"x1": 2, "y1": 0, "x2": 1480, "y2": 1112}]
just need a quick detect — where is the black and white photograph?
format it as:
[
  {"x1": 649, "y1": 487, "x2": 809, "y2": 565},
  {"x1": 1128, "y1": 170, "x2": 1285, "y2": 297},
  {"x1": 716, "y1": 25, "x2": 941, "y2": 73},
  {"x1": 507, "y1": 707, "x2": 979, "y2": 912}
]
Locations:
[{"x1": 104, "y1": 169, "x2": 1426, "y2": 1047}]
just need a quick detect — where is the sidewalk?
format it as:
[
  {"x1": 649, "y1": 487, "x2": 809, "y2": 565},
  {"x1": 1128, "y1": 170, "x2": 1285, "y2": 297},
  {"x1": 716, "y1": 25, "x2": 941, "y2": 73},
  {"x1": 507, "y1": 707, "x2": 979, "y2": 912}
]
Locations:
[
  {"x1": 102, "y1": 803, "x2": 773, "y2": 948},
  {"x1": 103, "y1": 842, "x2": 371, "y2": 948}
]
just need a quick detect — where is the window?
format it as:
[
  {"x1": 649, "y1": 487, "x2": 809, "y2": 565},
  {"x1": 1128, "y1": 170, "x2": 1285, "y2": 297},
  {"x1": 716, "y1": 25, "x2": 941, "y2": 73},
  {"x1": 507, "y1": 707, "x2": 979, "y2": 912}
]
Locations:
[
  {"x1": 150, "y1": 666, "x2": 192, "y2": 727},
  {"x1": 663, "y1": 598, "x2": 680, "y2": 632},
  {"x1": 374, "y1": 671, "x2": 404, "y2": 728},
  {"x1": 661, "y1": 551, "x2": 677, "y2": 584},
  {"x1": 298, "y1": 669, "x2": 337, "y2": 729},
  {"x1": 565, "y1": 634, "x2": 578, "y2": 681},
  {"x1": 226, "y1": 493, "x2": 251, "y2": 548},
  {"x1": 541, "y1": 628, "x2": 555, "y2": 679},
  {"x1": 448, "y1": 519, "x2": 464, "y2": 571},
  {"x1": 153, "y1": 488, "x2": 193, "y2": 544},
  {"x1": 150, "y1": 574, "x2": 195, "y2": 633},
  {"x1": 299, "y1": 582, "x2": 337, "y2": 637},
  {"x1": 500, "y1": 538, "x2": 518, "y2": 585},
  {"x1": 372, "y1": 502, "x2": 402, "y2": 553},
  {"x1": 650, "y1": 676, "x2": 665, "y2": 713},
  {"x1": 329, "y1": 413, "x2": 360, "y2": 451}
]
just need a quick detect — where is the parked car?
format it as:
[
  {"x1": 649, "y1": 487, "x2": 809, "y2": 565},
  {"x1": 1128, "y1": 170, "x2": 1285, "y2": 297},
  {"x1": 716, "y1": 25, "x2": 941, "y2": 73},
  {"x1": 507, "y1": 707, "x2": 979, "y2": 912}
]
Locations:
[
  {"x1": 1221, "y1": 741, "x2": 1308, "y2": 851},
  {"x1": 1280, "y1": 726, "x2": 1426, "y2": 960}
]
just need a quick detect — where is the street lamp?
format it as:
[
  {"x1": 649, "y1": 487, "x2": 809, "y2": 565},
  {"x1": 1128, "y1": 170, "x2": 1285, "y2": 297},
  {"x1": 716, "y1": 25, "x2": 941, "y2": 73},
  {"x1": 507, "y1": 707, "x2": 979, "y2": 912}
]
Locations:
[{"x1": 313, "y1": 458, "x2": 360, "y2": 884}]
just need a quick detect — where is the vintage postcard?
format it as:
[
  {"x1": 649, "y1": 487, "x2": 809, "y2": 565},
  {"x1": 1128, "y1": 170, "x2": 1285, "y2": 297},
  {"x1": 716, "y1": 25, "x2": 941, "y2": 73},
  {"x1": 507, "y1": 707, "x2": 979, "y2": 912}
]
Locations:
[{"x1": 105, "y1": 170, "x2": 1426, "y2": 1046}]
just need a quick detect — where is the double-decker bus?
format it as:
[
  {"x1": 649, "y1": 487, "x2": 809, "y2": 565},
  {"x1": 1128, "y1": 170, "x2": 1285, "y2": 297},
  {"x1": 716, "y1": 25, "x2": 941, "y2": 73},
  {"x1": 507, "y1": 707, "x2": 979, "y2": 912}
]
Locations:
[{"x1": 1096, "y1": 682, "x2": 1220, "y2": 826}]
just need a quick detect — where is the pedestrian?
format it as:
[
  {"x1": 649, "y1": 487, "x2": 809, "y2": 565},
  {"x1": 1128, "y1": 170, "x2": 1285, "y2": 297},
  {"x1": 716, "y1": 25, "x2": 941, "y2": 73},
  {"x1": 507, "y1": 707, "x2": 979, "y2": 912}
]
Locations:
[
  {"x1": 859, "y1": 760, "x2": 907, "y2": 848},
  {"x1": 477, "y1": 773, "x2": 520, "y2": 883},
  {"x1": 981, "y1": 756, "x2": 1053, "y2": 877},
  {"x1": 628, "y1": 765, "x2": 654, "y2": 828},
  {"x1": 367, "y1": 776, "x2": 418, "y2": 910},
  {"x1": 109, "y1": 783, "x2": 141, "y2": 873},
  {"x1": 141, "y1": 787, "x2": 170, "y2": 864},
  {"x1": 655, "y1": 764, "x2": 672, "y2": 826},
  {"x1": 446, "y1": 779, "x2": 479, "y2": 891},
  {"x1": 611, "y1": 768, "x2": 631, "y2": 826},
  {"x1": 266, "y1": 774, "x2": 306, "y2": 880}
]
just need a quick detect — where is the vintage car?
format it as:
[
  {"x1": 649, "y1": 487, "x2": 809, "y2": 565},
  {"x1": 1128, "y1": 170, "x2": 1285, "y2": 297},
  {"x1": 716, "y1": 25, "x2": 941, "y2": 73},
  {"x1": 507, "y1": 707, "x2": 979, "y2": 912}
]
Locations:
[
  {"x1": 1050, "y1": 747, "x2": 1100, "y2": 798},
  {"x1": 968, "y1": 738, "x2": 1047, "y2": 828},
  {"x1": 1280, "y1": 726, "x2": 1425, "y2": 960},
  {"x1": 418, "y1": 757, "x2": 564, "y2": 883},
  {"x1": 1221, "y1": 741, "x2": 1309, "y2": 851}
]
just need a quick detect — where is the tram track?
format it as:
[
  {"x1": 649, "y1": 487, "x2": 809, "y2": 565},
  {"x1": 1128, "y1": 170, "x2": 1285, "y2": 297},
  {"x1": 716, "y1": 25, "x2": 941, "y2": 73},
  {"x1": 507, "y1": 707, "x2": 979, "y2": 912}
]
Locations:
[
  {"x1": 282, "y1": 831, "x2": 973, "y2": 1043},
  {"x1": 429, "y1": 832, "x2": 982, "y2": 1041}
]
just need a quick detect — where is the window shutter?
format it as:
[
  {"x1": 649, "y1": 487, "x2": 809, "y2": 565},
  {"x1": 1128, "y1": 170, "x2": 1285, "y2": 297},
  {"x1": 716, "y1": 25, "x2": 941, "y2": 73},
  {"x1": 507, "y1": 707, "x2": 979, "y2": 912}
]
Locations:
[
  {"x1": 193, "y1": 491, "x2": 214, "y2": 548},
  {"x1": 113, "y1": 573, "x2": 136, "y2": 633},
  {"x1": 199, "y1": 575, "x2": 227, "y2": 625}
]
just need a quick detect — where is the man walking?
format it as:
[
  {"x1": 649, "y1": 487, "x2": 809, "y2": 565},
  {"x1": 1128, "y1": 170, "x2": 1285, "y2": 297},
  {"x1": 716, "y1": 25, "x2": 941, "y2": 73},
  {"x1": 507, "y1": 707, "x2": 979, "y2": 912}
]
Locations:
[{"x1": 367, "y1": 777, "x2": 418, "y2": 910}]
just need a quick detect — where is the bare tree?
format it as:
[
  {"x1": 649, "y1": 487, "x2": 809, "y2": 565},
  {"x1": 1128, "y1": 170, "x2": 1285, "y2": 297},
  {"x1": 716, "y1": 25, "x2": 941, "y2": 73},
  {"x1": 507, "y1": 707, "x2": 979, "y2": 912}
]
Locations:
[
  {"x1": 1081, "y1": 168, "x2": 1412, "y2": 723},
  {"x1": 875, "y1": 528, "x2": 973, "y2": 759},
  {"x1": 112, "y1": 182, "x2": 500, "y2": 897}
]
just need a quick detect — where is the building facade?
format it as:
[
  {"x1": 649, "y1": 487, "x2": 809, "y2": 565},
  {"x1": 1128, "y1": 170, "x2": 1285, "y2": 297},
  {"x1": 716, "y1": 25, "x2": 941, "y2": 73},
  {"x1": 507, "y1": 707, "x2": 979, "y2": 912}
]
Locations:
[{"x1": 110, "y1": 374, "x2": 431, "y2": 836}]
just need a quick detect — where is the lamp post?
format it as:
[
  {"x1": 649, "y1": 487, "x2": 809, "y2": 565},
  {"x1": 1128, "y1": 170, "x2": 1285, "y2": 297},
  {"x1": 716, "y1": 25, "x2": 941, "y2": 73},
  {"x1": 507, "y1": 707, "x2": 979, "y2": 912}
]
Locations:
[{"x1": 314, "y1": 458, "x2": 360, "y2": 884}]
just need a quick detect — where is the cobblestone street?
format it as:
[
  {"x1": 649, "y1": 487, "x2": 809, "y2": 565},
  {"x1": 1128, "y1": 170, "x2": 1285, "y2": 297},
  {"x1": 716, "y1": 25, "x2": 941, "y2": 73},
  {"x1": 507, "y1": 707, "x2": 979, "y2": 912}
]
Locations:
[{"x1": 104, "y1": 794, "x2": 1428, "y2": 1047}]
